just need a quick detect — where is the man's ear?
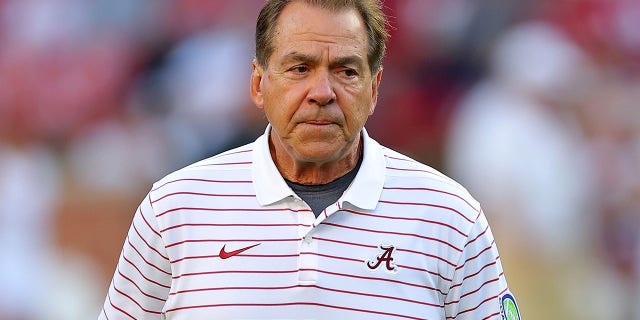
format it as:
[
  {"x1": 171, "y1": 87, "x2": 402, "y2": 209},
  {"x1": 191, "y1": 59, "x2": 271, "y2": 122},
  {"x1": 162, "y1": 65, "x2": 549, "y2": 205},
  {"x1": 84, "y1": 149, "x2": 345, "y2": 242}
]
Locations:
[
  {"x1": 250, "y1": 60, "x2": 265, "y2": 109},
  {"x1": 369, "y1": 68, "x2": 383, "y2": 115}
]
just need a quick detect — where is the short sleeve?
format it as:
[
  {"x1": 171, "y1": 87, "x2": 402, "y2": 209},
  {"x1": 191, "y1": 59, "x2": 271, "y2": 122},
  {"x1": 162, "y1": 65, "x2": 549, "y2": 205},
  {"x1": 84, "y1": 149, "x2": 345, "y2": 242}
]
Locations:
[
  {"x1": 444, "y1": 209, "x2": 518, "y2": 319},
  {"x1": 99, "y1": 193, "x2": 172, "y2": 319}
]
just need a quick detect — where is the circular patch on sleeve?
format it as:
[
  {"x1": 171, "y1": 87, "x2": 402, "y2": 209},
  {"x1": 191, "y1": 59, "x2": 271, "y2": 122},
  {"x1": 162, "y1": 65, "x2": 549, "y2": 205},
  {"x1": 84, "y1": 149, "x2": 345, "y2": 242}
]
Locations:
[{"x1": 500, "y1": 293, "x2": 521, "y2": 320}]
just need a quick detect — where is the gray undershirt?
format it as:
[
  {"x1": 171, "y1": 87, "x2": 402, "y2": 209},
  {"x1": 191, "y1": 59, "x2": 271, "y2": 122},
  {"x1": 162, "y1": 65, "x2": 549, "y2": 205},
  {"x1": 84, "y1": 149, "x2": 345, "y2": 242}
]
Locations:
[{"x1": 285, "y1": 156, "x2": 363, "y2": 218}]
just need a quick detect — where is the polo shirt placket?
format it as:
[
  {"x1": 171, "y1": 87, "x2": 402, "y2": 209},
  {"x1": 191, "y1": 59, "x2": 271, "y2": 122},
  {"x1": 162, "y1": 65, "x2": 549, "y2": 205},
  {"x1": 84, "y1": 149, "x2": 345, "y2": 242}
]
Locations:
[{"x1": 253, "y1": 126, "x2": 385, "y2": 287}]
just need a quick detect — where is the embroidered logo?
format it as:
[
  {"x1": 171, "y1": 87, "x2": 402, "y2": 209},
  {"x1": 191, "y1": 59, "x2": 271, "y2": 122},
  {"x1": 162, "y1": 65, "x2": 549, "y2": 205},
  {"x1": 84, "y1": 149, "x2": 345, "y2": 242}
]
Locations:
[
  {"x1": 366, "y1": 244, "x2": 398, "y2": 273},
  {"x1": 500, "y1": 293, "x2": 521, "y2": 320},
  {"x1": 219, "y1": 243, "x2": 260, "y2": 259}
]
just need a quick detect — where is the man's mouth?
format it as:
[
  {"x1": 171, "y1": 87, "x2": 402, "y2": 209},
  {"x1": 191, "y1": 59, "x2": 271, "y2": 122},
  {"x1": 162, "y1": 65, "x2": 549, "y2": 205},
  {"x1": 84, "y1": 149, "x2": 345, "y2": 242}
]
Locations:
[{"x1": 303, "y1": 120, "x2": 333, "y2": 125}]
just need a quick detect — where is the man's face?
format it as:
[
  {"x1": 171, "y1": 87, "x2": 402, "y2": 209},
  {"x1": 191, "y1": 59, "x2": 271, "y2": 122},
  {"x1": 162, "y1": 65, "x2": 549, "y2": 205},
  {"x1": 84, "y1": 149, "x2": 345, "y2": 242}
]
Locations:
[{"x1": 251, "y1": 1, "x2": 382, "y2": 164}]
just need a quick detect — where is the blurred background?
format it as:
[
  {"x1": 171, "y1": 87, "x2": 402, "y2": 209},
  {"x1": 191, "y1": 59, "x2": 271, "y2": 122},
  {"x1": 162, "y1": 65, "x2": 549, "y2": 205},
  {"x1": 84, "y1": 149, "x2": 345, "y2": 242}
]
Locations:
[{"x1": 1, "y1": 0, "x2": 639, "y2": 319}]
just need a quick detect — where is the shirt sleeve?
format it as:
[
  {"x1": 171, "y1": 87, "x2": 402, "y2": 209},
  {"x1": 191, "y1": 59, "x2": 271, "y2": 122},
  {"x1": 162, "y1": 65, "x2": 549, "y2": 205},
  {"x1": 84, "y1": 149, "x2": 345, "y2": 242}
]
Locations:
[
  {"x1": 99, "y1": 193, "x2": 172, "y2": 319},
  {"x1": 443, "y1": 209, "x2": 513, "y2": 320}
]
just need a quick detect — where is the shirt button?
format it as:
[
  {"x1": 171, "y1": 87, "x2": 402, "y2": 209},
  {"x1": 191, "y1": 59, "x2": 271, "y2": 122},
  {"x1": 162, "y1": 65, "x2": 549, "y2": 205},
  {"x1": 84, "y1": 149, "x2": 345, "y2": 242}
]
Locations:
[{"x1": 304, "y1": 235, "x2": 313, "y2": 243}]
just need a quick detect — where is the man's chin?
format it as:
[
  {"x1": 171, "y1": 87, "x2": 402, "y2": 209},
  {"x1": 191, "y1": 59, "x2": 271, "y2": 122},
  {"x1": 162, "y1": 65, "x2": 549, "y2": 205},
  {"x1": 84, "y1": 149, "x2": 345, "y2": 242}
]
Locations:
[{"x1": 293, "y1": 142, "x2": 347, "y2": 163}]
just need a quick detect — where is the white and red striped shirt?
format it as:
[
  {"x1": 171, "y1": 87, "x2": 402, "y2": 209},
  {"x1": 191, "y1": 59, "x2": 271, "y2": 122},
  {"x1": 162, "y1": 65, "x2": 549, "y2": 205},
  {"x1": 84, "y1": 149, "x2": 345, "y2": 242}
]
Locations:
[{"x1": 100, "y1": 126, "x2": 515, "y2": 320}]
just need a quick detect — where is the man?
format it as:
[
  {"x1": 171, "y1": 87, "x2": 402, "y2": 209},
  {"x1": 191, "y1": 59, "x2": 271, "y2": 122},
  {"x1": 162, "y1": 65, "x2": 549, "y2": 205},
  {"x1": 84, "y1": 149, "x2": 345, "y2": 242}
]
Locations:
[{"x1": 99, "y1": 1, "x2": 519, "y2": 319}]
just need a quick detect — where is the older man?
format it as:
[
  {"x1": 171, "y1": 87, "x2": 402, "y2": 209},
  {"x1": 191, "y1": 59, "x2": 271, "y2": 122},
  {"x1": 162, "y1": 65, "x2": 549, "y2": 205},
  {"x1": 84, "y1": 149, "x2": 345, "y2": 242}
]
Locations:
[{"x1": 99, "y1": 1, "x2": 518, "y2": 319}]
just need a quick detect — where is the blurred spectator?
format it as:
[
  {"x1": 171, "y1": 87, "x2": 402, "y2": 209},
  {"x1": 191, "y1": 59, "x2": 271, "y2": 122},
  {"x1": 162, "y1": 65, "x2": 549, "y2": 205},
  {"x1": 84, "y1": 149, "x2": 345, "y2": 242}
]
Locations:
[
  {"x1": 577, "y1": 72, "x2": 640, "y2": 320},
  {"x1": 445, "y1": 21, "x2": 600, "y2": 319},
  {"x1": 369, "y1": 0, "x2": 530, "y2": 169},
  {"x1": 0, "y1": 113, "x2": 103, "y2": 319},
  {"x1": 446, "y1": 20, "x2": 596, "y2": 257},
  {"x1": 0, "y1": 127, "x2": 60, "y2": 318}
]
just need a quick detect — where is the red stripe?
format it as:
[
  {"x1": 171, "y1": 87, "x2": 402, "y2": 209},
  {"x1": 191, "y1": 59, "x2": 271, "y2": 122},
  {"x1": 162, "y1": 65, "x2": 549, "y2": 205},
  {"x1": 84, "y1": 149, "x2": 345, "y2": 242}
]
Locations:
[
  {"x1": 455, "y1": 241, "x2": 495, "y2": 270},
  {"x1": 156, "y1": 206, "x2": 311, "y2": 218},
  {"x1": 383, "y1": 186, "x2": 480, "y2": 213},
  {"x1": 482, "y1": 311, "x2": 501, "y2": 320},
  {"x1": 170, "y1": 283, "x2": 443, "y2": 308},
  {"x1": 140, "y1": 204, "x2": 161, "y2": 238},
  {"x1": 342, "y1": 208, "x2": 468, "y2": 237},
  {"x1": 322, "y1": 222, "x2": 462, "y2": 252},
  {"x1": 113, "y1": 285, "x2": 163, "y2": 314},
  {"x1": 152, "y1": 191, "x2": 255, "y2": 204},
  {"x1": 170, "y1": 253, "x2": 298, "y2": 264},
  {"x1": 465, "y1": 224, "x2": 489, "y2": 248},
  {"x1": 219, "y1": 148, "x2": 253, "y2": 156},
  {"x1": 160, "y1": 222, "x2": 304, "y2": 233},
  {"x1": 378, "y1": 200, "x2": 474, "y2": 223},
  {"x1": 107, "y1": 292, "x2": 136, "y2": 319},
  {"x1": 302, "y1": 268, "x2": 447, "y2": 295},
  {"x1": 201, "y1": 161, "x2": 252, "y2": 166},
  {"x1": 132, "y1": 223, "x2": 169, "y2": 260},
  {"x1": 459, "y1": 276, "x2": 501, "y2": 300},
  {"x1": 169, "y1": 284, "x2": 303, "y2": 295},
  {"x1": 384, "y1": 155, "x2": 415, "y2": 162},
  {"x1": 455, "y1": 277, "x2": 501, "y2": 303},
  {"x1": 165, "y1": 237, "x2": 299, "y2": 249},
  {"x1": 101, "y1": 308, "x2": 109, "y2": 320},
  {"x1": 300, "y1": 251, "x2": 361, "y2": 263},
  {"x1": 206, "y1": 148, "x2": 252, "y2": 159},
  {"x1": 446, "y1": 272, "x2": 505, "y2": 305},
  {"x1": 313, "y1": 236, "x2": 377, "y2": 249},
  {"x1": 449, "y1": 260, "x2": 499, "y2": 291},
  {"x1": 313, "y1": 236, "x2": 457, "y2": 267},
  {"x1": 300, "y1": 251, "x2": 447, "y2": 295},
  {"x1": 122, "y1": 255, "x2": 171, "y2": 289},
  {"x1": 165, "y1": 301, "x2": 425, "y2": 319},
  {"x1": 398, "y1": 247, "x2": 457, "y2": 267},
  {"x1": 151, "y1": 178, "x2": 251, "y2": 192},
  {"x1": 311, "y1": 284, "x2": 443, "y2": 308},
  {"x1": 173, "y1": 269, "x2": 299, "y2": 280},
  {"x1": 117, "y1": 266, "x2": 167, "y2": 302},
  {"x1": 127, "y1": 238, "x2": 171, "y2": 275},
  {"x1": 386, "y1": 166, "x2": 443, "y2": 177},
  {"x1": 447, "y1": 287, "x2": 508, "y2": 319},
  {"x1": 399, "y1": 264, "x2": 452, "y2": 282}
]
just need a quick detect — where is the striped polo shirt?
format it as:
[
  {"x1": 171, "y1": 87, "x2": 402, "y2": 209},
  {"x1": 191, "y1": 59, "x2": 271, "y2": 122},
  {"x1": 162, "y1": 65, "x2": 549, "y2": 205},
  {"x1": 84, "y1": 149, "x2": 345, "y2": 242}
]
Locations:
[{"x1": 99, "y1": 126, "x2": 515, "y2": 320}]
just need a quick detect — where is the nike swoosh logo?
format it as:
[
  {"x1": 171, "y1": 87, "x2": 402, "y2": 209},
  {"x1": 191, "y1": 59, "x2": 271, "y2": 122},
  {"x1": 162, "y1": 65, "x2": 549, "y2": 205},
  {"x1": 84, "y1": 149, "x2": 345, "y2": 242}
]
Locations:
[{"x1": 219, "y1": 243, "x2": 260, "y2": 259}]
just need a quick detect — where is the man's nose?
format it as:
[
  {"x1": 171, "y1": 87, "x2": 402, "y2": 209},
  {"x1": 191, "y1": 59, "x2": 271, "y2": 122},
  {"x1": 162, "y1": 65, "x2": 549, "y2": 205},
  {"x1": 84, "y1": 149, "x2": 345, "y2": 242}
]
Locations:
[{"x1": 308, "y1": 71, "x2": 336, "y2": 106}]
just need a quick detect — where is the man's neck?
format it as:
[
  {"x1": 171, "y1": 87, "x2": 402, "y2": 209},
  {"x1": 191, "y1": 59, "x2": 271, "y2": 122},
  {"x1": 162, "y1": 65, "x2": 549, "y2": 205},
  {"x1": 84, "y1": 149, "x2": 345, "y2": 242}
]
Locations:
[{"x1": 269, "y1": 134, "x2": 363, "y2": 185}]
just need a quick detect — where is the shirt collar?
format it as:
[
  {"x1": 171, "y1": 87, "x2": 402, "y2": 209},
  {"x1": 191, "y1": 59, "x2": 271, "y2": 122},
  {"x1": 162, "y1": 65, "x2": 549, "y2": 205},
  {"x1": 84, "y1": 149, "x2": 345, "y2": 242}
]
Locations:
[
  {"x1": 252, "y1": 125, "x2": 386, "y2": 210},
  {"x1": 252, "y1": 125, "x2": 296, "y2": 206},
  {"x1": 339, "y1": 127, "x2": 385, "y2": 210}
]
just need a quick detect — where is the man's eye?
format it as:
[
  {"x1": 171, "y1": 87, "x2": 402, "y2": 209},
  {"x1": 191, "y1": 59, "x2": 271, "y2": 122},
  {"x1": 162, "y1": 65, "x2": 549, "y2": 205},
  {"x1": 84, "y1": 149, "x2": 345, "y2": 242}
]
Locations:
[
  {"x1": 342, "y1": 69, "x2": 358, "y2": 77},
  {"x1": 290, "y1": 65, "x2": 308, "y2": 73}
]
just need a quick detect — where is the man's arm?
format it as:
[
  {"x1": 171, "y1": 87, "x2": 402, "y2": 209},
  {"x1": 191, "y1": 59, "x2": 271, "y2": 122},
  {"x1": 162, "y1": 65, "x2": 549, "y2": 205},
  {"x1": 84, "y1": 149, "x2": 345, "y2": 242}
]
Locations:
[
  {"x1": 99, "y1": 194, "x2": 172, "y2": 319},
  {"x1": 444, "y1": 210, "x2": 517, "y2": 320}
]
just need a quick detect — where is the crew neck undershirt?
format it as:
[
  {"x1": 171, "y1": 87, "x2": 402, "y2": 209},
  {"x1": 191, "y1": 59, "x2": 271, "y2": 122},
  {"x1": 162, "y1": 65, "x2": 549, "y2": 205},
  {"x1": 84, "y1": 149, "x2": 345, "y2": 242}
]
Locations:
[{"x1": 285, "y1": 156, "x2": 363, "y2": 218}]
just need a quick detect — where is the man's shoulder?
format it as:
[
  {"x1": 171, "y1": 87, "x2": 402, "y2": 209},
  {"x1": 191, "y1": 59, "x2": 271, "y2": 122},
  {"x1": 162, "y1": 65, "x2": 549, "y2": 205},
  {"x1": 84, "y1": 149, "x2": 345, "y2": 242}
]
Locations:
[
  {"x1": 380, "y1": 146, "x2": 479, "y2": 209},
  {"x1": 380, "y1": 146, "x2": 449, "y2": 181},
  {"x1": 189, "y1": 143, "x2": 255, "y2": 168},
  {"x1": 151, "y1": 142, "x2": 256, "y2": 190}
]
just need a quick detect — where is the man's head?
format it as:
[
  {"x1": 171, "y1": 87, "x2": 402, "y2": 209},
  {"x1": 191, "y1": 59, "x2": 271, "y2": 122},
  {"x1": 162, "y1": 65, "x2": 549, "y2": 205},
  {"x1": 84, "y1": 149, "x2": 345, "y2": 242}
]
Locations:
[
  {"x1": 255, "y1": 0, "x2": 388, "y2": 74},
  {"x1": 250, "y1": 0, "x2": 389, "y2": 183}
]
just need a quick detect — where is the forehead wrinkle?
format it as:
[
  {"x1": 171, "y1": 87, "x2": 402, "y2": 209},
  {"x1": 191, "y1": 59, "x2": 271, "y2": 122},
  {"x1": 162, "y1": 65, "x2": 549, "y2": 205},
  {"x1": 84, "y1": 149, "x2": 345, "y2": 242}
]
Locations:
[
  {"x1": 280, "y1": 51, "x2": 365, "y2": 70},
  {"x1": 281, "y1": 52, "x2": 319, "y2": 65},
  {"x1": 290, "y1": 30, "x2": 363, "y2": 42},
  {"x1": 283, "y1": 32, "x2": 366, "y2": 51},
  {"x1": 277, "y1": 35, "x2": 366, "y2": 64}
]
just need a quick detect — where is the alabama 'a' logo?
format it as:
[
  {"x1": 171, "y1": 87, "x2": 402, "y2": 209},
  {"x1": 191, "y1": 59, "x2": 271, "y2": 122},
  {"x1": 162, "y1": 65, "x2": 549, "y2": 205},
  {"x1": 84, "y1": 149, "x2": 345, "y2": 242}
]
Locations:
[{"x1": 366, "y1": 244, "x2": 398, "y2": 273}]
